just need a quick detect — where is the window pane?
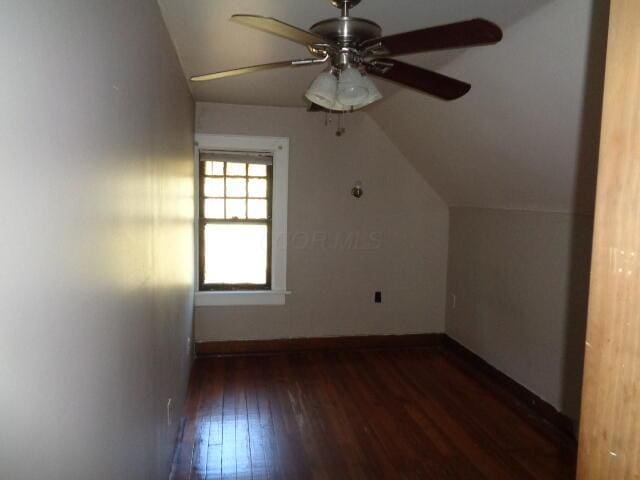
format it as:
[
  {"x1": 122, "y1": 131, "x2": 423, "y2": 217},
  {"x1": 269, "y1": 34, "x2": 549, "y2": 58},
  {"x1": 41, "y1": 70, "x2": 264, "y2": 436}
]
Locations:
[
  {"x1": 205, "y1": 161, "x2": 224, "y2": 176},
  {"x1": 204, "y1": 224, "x2": 268, "y2": 285},
  {"x1": 226, "y1": 178, "x2": 246, "y2": 197},
  {"x1": 248, "y1": 178, "x2": 267, "y2": 198},
  {"x1": 226, "y1": 199, "x2": 246, "y2": 219},
  {"x1": 247, "y1": 199, "x2": 268, "y2": 219},
  {"x1": 204, "y1": 199, "x2": 225, "y2": 219},
  {"x1": 248, "y1": 164, "x2": 267, "y2": 177},
  {"x1": 203, "y1": 178, "x2": 224, "y2": 197},
  {"x1": 226, "y1": 162, "x2": 246, "y2": 176}
]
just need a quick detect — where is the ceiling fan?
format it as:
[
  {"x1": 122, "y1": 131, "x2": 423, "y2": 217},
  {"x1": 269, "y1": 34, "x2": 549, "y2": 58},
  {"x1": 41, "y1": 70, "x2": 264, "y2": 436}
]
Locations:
[{"x1": 191, "y1": 0, "x2": 503, "y2": 112}]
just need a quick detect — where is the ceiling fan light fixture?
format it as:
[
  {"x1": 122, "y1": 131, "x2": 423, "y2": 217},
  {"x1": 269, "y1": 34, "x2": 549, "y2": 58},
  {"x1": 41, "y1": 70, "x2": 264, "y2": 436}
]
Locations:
[
  {"x1": 337, "y1": 66, "x2": 369, "y2": 107},
  {"x1": 192, "y1": 4, "x2": 504, "y2": 112},
  {"x1": 305, "y1": 71, "x2": 338, "y2": 110}
]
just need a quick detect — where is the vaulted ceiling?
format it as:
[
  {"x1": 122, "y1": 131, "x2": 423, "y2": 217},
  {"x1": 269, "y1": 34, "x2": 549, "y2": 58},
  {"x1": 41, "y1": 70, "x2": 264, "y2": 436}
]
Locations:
[{"x1": 159, "y1": 0, "x2": 608, "y2": 213}]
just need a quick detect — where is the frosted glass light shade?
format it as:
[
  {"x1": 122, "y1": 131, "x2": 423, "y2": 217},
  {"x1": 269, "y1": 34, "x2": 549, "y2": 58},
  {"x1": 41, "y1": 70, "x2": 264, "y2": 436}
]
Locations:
[
  {"x1": 335, "y1": 76, "x2": 382, "y2": 111},
  {"x1": 359, "y1": 75, "x2": 383, "y2": 108},
  {"x1": 337, "y1": 67, "x2": 369, "y2": 106},
  {"x1": 328, "y1": 100, "x2": 351, "y2": 111},
  {"x1": 305, "y1": 71, "x2": 338, "y2": 110}
]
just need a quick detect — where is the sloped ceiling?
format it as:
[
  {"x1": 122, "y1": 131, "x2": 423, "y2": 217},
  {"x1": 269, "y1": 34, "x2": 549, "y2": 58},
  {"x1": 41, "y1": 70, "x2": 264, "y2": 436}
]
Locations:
[
  {"x1": 367, "y1": 0, "x2": 608, "y2": 213},
  {"x1": 159, "y1": 0, "x2": 608, "y2": 213}
]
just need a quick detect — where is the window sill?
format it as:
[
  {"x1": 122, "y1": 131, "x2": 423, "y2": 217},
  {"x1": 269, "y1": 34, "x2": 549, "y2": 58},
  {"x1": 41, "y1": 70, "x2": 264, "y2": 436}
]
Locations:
[{"x1": 195, "y1": 290, "x2": 289, "y2": 306}]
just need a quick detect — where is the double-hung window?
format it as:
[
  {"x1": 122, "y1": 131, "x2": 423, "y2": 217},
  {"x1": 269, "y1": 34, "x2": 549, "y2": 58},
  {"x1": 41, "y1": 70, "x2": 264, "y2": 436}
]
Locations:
[
  {"x1": 195, "y1": 134, "x2": 289, "y2": 306},
  {"x1": 199, "y1": 152, "x2": 272, "y2": 290}
]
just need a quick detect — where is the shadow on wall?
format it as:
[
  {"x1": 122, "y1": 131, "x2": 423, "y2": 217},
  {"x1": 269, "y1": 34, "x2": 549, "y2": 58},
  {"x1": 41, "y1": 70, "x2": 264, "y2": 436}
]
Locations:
[{"x1": 561, "y1": 0, "x2": 610, "y2": 424}]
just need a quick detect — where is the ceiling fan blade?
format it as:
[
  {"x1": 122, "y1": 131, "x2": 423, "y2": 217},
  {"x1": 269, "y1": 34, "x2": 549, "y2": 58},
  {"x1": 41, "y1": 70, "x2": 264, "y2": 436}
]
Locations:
[
  {"x1": 231, "y1": 14, "x2": 330, "y2": 47},
  {"x1": 191, "y1": 57, "x2": 327, "y2": 82},
  {"x1": 361, "y1": 18, "x2": 502, "y2": 57},
  {"x1": 365, "y1": 59, "x2": 470, "y2": 100}
]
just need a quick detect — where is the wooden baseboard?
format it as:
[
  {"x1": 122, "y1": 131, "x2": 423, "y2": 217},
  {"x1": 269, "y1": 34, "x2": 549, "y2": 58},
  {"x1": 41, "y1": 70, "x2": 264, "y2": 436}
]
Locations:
[
  {"x1": 441, "y1": 335, "x2": 576, "y2": 443},
  {"x1": 195, "y1": 333, "x2": 445, "y2": 356}
]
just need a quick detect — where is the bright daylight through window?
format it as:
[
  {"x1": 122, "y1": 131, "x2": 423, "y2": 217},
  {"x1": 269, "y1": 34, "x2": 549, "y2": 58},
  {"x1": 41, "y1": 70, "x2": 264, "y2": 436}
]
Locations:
[{"x1": 199, "y1": 153, "x2": 272, "y2": 290}]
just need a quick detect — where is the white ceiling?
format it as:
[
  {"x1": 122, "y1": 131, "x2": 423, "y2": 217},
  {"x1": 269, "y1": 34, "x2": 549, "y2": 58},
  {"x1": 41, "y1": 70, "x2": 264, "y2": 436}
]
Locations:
[{"x1": 158, "y1": 0, "x2": 552, "y2": 107}]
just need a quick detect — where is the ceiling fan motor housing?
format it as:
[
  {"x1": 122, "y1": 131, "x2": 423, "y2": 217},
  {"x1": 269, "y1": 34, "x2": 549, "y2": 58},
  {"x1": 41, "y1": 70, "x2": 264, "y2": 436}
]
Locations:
[
  {"x1": 310, "y1": 17, "x2": 381, "y2": 46},
  {"x1": 310, "y1": 17, "x2": 382, "y2": 69}
]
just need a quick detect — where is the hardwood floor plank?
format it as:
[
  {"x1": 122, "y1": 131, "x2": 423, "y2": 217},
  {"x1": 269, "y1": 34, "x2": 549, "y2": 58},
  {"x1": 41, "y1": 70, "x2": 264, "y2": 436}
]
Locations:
[
  {"x1": 286, "y1": 352, "x2": 347, "y2": 479},
  {"x1": 338, "y1": 351, "x2": 446, "y2": 479},
  {"x1": 384, "y1": 350, "x2": 538, "y2": 479},
  {"x1": 175, "y1": 361, "x2": 208, "y2": 479},
  {"x1": 204, "y1": 359, "x2": 225, "y2": 479},
  {"x1": 424, "y1": 353, "x2": 574, "y2": 479},
  {"x1": 252, "y1": 359, "x2": 282, "y2": 479},
  {"x1": 312, "y1": 355, "x2": 394, "y2": 475},
  {"x1": 244, "y1": 362, "x2": 269, "y2": 479},
  {"x1": 233, "y1": 359, "x2": 253, "y2": 479},
  {"x1": 367, "y1": 350, "x2": 517, "y2": 479},
  {"x1": 265, "y1": 355, "x2": 312, "y2": 479},
  {"x1": 174, "y1": 349, "x2": 576, "y2": 479},
  {"x1": 192, "y1": 360, "x2": 220, "y2": 479},
  {"x1": 221, "y1": 359, "x2": 238, "y2": 478}
]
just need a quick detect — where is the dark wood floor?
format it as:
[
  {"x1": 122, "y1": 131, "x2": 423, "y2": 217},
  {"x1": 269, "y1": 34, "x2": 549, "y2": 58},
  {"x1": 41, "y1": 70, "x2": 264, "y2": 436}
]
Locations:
[{"x1": 172, "y1": 348, "x2": 576, "y2": 479}]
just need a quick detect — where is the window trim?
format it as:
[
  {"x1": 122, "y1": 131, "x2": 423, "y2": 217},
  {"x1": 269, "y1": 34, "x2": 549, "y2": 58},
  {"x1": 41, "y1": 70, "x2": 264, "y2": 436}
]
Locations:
[{"x1": 194, "y1": 134, "x2": 289, "y2": 306}]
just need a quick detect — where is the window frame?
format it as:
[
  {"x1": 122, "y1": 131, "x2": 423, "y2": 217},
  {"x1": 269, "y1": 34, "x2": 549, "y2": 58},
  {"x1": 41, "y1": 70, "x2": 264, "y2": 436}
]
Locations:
[
  {"x1": 194, "y1": 134, "x2": 289, "y2": 306},
  {"x1": 198, "y1": 159, "x2": 273, "y2": 291}
]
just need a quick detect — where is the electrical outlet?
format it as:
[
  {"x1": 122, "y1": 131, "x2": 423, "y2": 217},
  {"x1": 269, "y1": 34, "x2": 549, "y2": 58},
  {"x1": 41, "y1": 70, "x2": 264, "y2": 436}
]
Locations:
[
  {"x1": 450, "y1": 293, "x2": 457, "y2": 310},
  {"x1": 167, "y1": 398, "x2": 173, "y2": 427},
  {"x1": 374, "y1": 291, "x2": 382, "y2": 303},
  {"x1": 186, "y1": 336, "x2": 191, "y2": 356}
]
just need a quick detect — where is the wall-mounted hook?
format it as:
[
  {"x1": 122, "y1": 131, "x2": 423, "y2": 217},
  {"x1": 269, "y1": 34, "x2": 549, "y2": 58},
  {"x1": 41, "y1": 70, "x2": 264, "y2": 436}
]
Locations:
[{"x1": 351, "y1": 180, "x2": 363, "y2": 198}]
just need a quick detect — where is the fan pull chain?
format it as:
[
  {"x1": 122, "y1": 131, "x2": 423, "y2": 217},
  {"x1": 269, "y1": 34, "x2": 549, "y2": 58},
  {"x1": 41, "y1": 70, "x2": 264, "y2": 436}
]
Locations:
[
  {"x1": 325, "y1": 110, "x2": 332, "y2": 127},
  {"x1": 336, "y1": 111, "x2": 346, "y2": 136}
]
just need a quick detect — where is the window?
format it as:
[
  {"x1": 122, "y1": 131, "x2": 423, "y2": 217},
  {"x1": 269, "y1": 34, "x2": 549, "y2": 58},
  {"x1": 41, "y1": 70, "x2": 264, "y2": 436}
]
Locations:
[
  {"x1": 199, "y1": 154, "x2": 272, "y2": 290},
  {"x1": 194, "y1": 134, "x2": 289, "y2": 306}
]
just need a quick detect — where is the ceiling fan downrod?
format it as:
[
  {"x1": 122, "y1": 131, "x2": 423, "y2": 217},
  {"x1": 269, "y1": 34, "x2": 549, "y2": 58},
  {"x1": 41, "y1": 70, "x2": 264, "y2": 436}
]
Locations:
[{"x1": 331, "y1": 0, "x2": 361, "y2": 18}]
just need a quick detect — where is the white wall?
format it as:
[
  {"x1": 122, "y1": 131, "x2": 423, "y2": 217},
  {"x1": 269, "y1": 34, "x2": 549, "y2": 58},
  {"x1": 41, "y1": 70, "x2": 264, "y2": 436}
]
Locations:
[
  {"x1": 438, "y1": 0, "x2": 608, "y2": 425},
  {"x1": 0, "y1": 2, "x2": 194, "y2": 479},
  {"x1": 446, "y1": 208, "x2": 593, "y2": 422},
  {"x1": 195, "y1": 103, "x2": 448, "y2": 341},
  {"x1": 365, "y1": 0, "x2": 608, "y2": 426}
]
